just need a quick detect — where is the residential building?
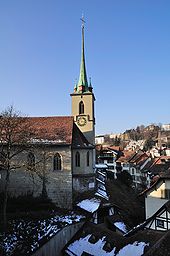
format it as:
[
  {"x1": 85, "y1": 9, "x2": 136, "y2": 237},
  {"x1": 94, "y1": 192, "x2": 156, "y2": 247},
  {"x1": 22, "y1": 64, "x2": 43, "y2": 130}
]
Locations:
[
  {"x1": 161, "y1": 124, "x2": 170, "y2": 131},
  {"x1": 95, "y1": 135, "x2": 105, "y2": 145},
  {"x1": 143, "y1": 175, "x2": 170, "y2": 219}
]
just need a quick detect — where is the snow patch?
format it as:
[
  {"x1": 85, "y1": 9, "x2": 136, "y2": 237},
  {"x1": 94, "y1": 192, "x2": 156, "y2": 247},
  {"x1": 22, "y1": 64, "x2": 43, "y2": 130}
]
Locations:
[
  {"x1": 66, "y1": 234, "x2": 115, "y2": 256},
  {"x1": 117, "y1": 241, "x2": 148, "y2": 256},
  {"x1": 95, "y1": 188, "x2": 109, "y2": 200},
  {"x1": 95, "y1": 164, "x2": 108, "y2": 169},
  {"x1": 77, "y1": 198, "x2": 101, "y2": 213},
  {"x1": 66, "y1": 235, "x2": 148, "y2": 256},
  {"x1": 114, "y1": 222, "x2": 128, "y2": 233}
]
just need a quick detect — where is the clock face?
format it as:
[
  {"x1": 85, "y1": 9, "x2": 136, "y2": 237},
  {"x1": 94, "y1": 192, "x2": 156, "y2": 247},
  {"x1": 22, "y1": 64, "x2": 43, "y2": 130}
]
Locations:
[{"x1": 77, "y1": 116, "x2": 87, "y2": 126}]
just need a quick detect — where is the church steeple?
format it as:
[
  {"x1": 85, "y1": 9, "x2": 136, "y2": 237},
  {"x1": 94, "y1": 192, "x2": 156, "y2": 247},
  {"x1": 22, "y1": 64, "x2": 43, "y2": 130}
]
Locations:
[
  {"x1": 71, "y1": 16, "x2": 95, "y2": 145},
  {"x1": 75, "y1": 16, "x2": 91, "y2": 93}
]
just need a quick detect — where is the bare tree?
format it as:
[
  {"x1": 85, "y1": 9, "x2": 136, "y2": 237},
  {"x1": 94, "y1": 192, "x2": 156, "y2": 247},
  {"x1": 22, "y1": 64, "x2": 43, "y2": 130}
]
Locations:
[
  {"x1": 0, "y1": 106, "x2": 34, "y2": 230},
  {"x1": 34, "y1": 149, "x2": 51, "y2": 199}
]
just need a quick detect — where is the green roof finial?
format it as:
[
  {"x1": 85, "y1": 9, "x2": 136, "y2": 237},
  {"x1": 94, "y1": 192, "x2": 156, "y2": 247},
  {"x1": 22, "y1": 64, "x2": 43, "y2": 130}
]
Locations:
[{"x1": 77, "y1": 15, "x2": 88, "y2": 92}]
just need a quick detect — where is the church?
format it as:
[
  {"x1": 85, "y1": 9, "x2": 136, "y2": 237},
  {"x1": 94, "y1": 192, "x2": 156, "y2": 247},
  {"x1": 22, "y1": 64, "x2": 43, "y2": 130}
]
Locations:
[{"x1": 0, "y1": 21, "x2": 96, "y2": 208}]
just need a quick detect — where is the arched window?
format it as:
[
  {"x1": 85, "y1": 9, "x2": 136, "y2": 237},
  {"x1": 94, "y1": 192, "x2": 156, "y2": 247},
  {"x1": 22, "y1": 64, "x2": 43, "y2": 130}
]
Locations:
[
  {"x1": 27, "y1": 152, "x2": 35, "y2": 171},
  {"x1": 53, "y1": 153, "x2": 62, "y2": 170},
  {"x1": 79, "y1": 101, "x2": 84, "y2": 114},
  {"x1": 87, "y1": 151, "x2": 90, "y2": 166},
  {"x1": 75, "y1": 151, "x2": 80, "y2": 167}
]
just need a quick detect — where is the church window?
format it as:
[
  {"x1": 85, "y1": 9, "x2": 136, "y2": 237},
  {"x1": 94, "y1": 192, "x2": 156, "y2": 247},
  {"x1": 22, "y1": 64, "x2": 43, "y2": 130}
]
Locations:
[
  {"x1": 53, "y1": 153, "x2": 62, "y2": 170},
  {"x1": 87, "y1": 151, "x2": 90, "y2": 166},
  {"x1": 79, "y1": 101, "x2": 84, "y2": 114},
  {"x1": 27, "y1": 152, "x2": 35, "y2": 171},
  {"x1": 75, "y1": 151, "x2": 80, "y2": 167}
]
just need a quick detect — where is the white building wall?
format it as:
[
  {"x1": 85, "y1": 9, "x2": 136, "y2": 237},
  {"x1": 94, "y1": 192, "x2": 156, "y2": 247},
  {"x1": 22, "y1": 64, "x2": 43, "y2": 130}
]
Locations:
[
  {"x1": 145, "y1": 182, "x2": 167, "y2": 218},
  {"x1": 145, "y1": 196, "x2": 168, "y2": 219},
  {"x1": 165, "y1": 149, "x2": 170, "y2": 156},
  {"x1": 95, "y1": 136, "x2": 104, "y2": 145}
]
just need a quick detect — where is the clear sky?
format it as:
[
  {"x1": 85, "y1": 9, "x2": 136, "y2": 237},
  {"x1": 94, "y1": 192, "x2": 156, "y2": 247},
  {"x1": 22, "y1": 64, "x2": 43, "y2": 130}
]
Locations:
[{"x1": 0, "y1": 0, "x2": 170, "y2": 135}]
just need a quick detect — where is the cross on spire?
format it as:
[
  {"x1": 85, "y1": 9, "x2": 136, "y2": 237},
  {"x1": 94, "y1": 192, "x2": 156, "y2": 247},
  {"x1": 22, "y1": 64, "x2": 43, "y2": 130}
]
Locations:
[{"x1": 80, "y1": 14, "x2": 85, "y2": 28}]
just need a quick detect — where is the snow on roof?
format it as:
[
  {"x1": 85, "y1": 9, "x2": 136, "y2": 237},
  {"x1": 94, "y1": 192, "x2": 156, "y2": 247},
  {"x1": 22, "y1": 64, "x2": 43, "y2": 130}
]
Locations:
[
  {"x1": 95, "y1": 164, "x2": 108, "y2": 169},
  {"x1": 116, "y1": 241, "x2": 148, "y2": 256},
  {"x1": 66, "y1": 234, "x2": 115, "y2": 256},
  {"x1": 96, "y1": 177, "x2": 105, "y2": 185},
  {"x1": 77, "y1": 198, "x2": 101, "y2": 213},
  {"x1": 66, "y1": 234, "x2": 148, "y2": 256},
  {"x1": 31, "y1": 138, "x2": 66, "y2": 144},
  {"x1": 107, "y1": 163, "x2": 115, "y2": 166},
  {"x1": 114, "y1": 222, "x2": 128, "y2": 234},
  {"x1": 97, "y1": 170, "x2": 106, "y2": 177},
  {"x1": 95, "y1": 188, "x2": 109, "y2": 200}
]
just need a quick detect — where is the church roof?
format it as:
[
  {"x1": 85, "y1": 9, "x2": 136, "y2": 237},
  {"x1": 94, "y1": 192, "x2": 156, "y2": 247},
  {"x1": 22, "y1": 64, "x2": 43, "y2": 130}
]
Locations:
[
  {"x1": 72, "y1": 122, "x2": 92, "y2": 148},
  {"x1": 27, "y1": 116, "x2": 74, "y2": 145},
  {"x1": 27, "y1": 116, "x2": 92, "y2": 147}
]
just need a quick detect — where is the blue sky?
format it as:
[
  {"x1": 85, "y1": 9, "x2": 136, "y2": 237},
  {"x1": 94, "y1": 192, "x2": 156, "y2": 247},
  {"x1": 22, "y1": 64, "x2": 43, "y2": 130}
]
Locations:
[{"x1": 0, "y1": 1, "x2": 170, "y2": 134}]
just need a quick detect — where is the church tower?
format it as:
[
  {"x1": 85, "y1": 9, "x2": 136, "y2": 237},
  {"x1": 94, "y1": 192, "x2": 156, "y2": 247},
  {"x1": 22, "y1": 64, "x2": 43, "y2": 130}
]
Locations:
[{"x1": 71, "y1": 18, "x2": 95, "y2": 145}]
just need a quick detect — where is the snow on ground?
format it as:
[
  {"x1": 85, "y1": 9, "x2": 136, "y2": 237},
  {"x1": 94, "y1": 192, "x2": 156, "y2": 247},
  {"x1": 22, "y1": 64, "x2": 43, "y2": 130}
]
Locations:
[
  {"x1": 77, "y1": 198, "x2": 101, "y2": 213},
  {"x1": 1, "y1": 212, "x2": 85, "y2": 255},
  {"x1": 66, "y1": 234, "x2": 148, "y2": 256},
  {"x1": 114, "y1": 222, "x2": 128, "y2": 233}
]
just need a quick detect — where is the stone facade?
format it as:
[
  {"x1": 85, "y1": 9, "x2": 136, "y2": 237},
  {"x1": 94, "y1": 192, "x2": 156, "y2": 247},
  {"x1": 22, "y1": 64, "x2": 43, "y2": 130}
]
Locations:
[{"x1": 0, "y1": 145, "x2": 73, "y2": 208}]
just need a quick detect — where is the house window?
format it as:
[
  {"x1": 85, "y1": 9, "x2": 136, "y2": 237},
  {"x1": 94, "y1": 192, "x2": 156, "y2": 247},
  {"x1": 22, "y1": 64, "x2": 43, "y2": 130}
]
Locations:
[
  {"x1": 79, "y1": 101, "x2": 84, "y2": 114},
  {"x1": 87, "y1": 151, "x2": 90, "y2": 166},
  {"x1": 75, "y1": 151, "x2": 80, "y2": 167},
  {"x1": 131, "y1": 168, "x2": 135, "y2": 175},
  {"x1": 156, "y1": 219, "x2": 164, "y2": 228},
  {"x1": 27, "y1": 152, "x2": 35, "y2": 170},
  {"x1": 53, "y1": 153, "x2": 62, "y2": 170}
]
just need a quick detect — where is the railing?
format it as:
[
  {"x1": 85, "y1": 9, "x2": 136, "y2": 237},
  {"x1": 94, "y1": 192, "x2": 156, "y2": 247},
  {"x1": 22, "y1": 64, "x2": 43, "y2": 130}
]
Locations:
[{"x1": 31, "y1": 221, "x2": 84, "y2": 256}]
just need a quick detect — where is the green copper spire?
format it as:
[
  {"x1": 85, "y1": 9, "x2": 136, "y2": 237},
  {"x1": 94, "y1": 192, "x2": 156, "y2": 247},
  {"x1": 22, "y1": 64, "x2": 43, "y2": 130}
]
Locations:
[{"x1": 77, "y1": 16, "x2": 89, "y2": 92}]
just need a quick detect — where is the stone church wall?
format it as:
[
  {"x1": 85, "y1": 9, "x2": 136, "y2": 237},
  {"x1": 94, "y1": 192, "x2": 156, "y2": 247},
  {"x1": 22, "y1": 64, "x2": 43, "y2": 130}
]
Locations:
[
  {"x1": 72, "y1": 148, "x2": 94, "y2": 175},
  {"x1": 0, "y1": 145, "x2": 73, "y2": 208},
  {"x1": 73, "y1": 175, "x2": 95, "y2": 192},
  {"x1": 72, "y1": 148, "x2": 95, "y2": 192}
]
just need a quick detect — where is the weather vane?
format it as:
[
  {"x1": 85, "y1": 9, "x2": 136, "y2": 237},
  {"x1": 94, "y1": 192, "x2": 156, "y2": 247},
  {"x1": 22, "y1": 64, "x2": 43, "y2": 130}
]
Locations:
[{"x1": 80, "y1": 14, "x2": 85, "y2": 28}]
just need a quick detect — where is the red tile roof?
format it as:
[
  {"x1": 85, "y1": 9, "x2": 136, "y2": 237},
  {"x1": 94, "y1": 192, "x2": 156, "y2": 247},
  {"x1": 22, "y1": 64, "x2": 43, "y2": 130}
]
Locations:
[
  {"x1": 117, "y1": 151, "x2": 135, "y2": 163},
  {"x1": 27, "y1": 116, "x2": 74, "y2": 144}
]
